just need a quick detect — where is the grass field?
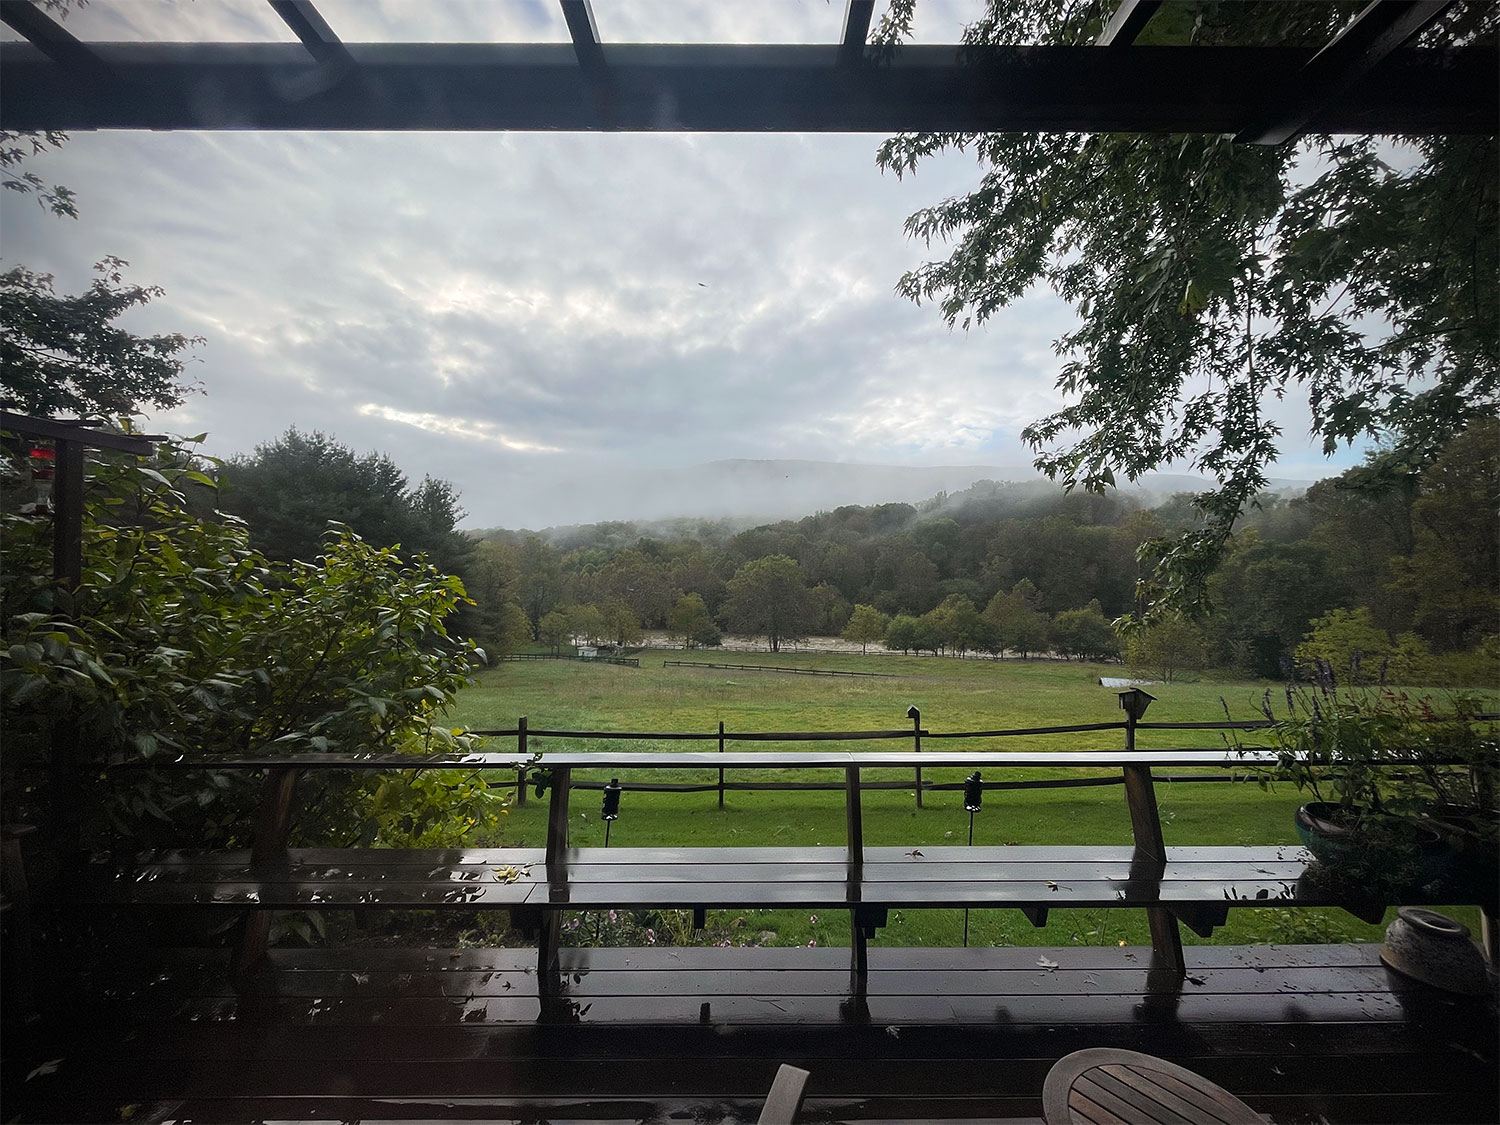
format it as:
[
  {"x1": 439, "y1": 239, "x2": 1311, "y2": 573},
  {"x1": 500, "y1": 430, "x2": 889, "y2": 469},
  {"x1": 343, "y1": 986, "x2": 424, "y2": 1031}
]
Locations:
[{"x1": 445, "y1": 649, "x2": 1488, "y2": 951}]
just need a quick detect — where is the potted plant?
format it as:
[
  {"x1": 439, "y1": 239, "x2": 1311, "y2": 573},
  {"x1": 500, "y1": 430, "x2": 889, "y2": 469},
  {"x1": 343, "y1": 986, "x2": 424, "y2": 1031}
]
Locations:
[
  {"x1": 1244, "y1": 679, "x2": 1466, "y2": 899},
  {"x1": 1383, "y1": 694, "x2": 1499, "y2": 900}
]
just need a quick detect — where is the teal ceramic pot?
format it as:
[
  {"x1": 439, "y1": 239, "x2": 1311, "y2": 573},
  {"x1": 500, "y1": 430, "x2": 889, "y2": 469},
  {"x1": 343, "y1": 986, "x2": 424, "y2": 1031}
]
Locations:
[{"x1": 1295, "y1": 802, "x2": 1452, "y2": 889}]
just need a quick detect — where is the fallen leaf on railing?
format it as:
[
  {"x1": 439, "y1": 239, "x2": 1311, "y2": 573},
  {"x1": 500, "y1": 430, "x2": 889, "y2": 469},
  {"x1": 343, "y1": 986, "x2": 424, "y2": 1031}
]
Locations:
[{"x1": 1037, "y1": 956, "x2": 1059, "y2": 970}]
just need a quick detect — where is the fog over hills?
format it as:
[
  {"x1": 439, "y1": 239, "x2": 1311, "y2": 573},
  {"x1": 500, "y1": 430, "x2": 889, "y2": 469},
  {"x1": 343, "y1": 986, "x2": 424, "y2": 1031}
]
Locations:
[{"x1": 490, "y1": 459, "x2": 1312, "y2": 533}]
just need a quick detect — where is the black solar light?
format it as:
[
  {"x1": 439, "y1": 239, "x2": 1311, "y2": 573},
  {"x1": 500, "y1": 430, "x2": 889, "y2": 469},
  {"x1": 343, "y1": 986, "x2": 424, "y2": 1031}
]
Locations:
[
  {"x1": 962, "y1": 770, "x2": 982, "y2": 947},
  {"x1": 601, "y1": 778, "x2": 622, "y2": 847},
  {"x1": 963, "y1": 770, "x2": 983, "y2": 814}
]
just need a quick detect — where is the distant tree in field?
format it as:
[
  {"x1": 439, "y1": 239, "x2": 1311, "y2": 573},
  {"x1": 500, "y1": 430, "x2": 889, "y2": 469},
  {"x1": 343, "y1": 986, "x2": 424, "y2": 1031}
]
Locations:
[
  {"x1": 984, "y1": 579, "x2": 1050, "y2": 659},
  {"x1": 598, "y1": 548, "x2": 676, "y2": 628},
  {"x1": 538, "y1": 610, "x2": 571, "y2": 655},
  {"x1": 1, "y1": 257, "x2": 201, "y2": 418},
  {"x1": 912, "y1": 611, "x2": 945, "y2": 656},
  {"x1": 564, "y1": 603, "x2": 606, "y2": 647},
  {"x1": 722, "y1": 554, "x2": 813, "y2": 653},
  {"x1": 884, "y1": 613, "x2": 920, "y2": 655},
  {"x1": 516, "y1": 536, "x2": 563, "y2": 639},
  {"x1": 1127, "y1": 617, "x2": 1210, "y2": 683},
  {"x1": 668, "y1": 593, "x2": 713, "y2": 649},
  {"x1": 843, "y1": 604, "x2": 889, "y2": 655},
  {"x1": 1051, "y1": 601, "x2": 1121, "y2": 663},
  {"x1": 487, "y1": 602, "x2": 534, "y2": 662},
  {"x1": 935, "y1": 594, "x2": 987, "y2": 656},
  {"x1": 1294, "y1": 606, "x2": 1432, "y2": 686},
  {"x1": 601, "y1": 600, "x2": 644, "y2": 649}
]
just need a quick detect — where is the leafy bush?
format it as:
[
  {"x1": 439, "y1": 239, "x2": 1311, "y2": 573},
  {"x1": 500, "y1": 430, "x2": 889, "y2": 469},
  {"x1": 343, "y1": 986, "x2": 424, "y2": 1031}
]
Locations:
[{"x1": 1, "y1": 442, "x2": 502, "y2": 851}]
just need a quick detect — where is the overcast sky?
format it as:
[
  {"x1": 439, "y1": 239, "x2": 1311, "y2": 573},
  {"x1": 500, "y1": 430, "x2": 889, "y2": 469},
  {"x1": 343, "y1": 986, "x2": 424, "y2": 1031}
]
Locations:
[{"x1": 2, "y1": 0, "x2": 1364, "y2": 528}]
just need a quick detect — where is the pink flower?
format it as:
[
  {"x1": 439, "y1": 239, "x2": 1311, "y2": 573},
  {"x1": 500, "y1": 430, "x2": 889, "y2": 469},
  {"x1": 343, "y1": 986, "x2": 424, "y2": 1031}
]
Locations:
[
  {"x1": 608, "y1": 910, "x2": 617, "y2": 924},
  {"x1": 807, "y1": 940, "x2": 817, "y2": 947},
  {"x1": 809, "y1": 914, "x2": 818, "y2": 924},
  {"x1": 645, "y1": 928, "x2": 656, "y2": 944}
]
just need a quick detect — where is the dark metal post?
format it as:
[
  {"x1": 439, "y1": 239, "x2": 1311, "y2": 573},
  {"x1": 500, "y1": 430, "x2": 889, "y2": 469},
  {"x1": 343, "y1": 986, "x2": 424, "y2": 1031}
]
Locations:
[
  {"x1": 908, "y1": 705, "x2": 922, "y2": 808},
  {"x1": 962, "y1": 770, "x2": 982, "y2": 948},
  {"x1": 1117, "y1": 689, "x2": 1184, "y2": 976},
  {"x1": 51, "y1": 438, "x2": 84, "y2": 587},
  {"x1": 539, "y1": 765, "x2": 572, "y2": 988},
  {"x1": 49, "y1": 438, "x2": 85, "y2": 855},
  {"x1": 717, "y1": 720, "x2": 725, "y2": 809},
  {"x1": 236, "y1": 766, "x2": 302, "y2": 979},
  {"x1": 516, "y1": 716, "x2": 528, "y2": 806},
  {"x1": 545, "y1": 766, "x2": 572, "y2": 875},
  {"x1": 845, "y1": 766, "x2": 867, "y2": 992},
  {"x1": 1, "y1": 825, "x2": 37, "y2": 1028}
]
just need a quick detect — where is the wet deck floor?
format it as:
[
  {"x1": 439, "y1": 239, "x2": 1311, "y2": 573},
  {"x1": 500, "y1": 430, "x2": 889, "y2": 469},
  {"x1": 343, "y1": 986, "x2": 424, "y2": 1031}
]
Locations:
[{"x1": 3, "y1": 942, "x2": 1496, "y2": 1123}]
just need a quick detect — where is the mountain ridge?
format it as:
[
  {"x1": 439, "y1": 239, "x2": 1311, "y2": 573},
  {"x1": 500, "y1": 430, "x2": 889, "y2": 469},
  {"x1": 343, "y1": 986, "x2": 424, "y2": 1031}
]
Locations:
[{"x1": 480, "y1": 457, "x2": 1312, "y2": 534}]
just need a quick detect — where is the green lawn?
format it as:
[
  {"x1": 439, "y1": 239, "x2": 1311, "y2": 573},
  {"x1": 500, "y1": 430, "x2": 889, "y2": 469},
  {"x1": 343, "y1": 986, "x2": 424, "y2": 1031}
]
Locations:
[{"x1": 444, "y1": 650, "x2": 1486, "y2": 951}]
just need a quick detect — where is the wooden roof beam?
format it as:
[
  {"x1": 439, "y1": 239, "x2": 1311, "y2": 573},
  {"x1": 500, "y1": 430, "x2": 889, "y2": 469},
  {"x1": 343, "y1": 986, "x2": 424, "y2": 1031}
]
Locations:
[
  {"x1": 840, "y1": 0, "x2": 875, "y2": 66},
  {"x1": 266, "y1": 0, "x2": 351, "y2": 67},
  {"x1": 2, "y1": 42, "x2": 1492, "y2": 135},
  {"x1": 0, "y1": 0, "x2": 106, "y2": 75},
  {"x1": 560, "y1": 0, "x2": 606, "y2": 72},
  {"x1": 1239, "y1": 0, "x2": 1454, "y2": 144},
  {"x1": 1095, "y1": 1, "x2": 1162, "y2": 47}
]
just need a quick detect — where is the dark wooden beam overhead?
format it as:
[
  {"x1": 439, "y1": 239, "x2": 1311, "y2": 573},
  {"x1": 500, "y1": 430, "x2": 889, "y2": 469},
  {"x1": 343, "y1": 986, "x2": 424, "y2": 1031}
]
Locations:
[
  {"x1": 1, "y1": 41, "x2": 1492, "y2": 137},
  {"x1": 1095, "y1": 1, "x2": 1163, "y2": 47},
  {"x1": 559, "y1": 0, "x2": 606, "y2": 72},
  {"x1": 266, "y1": 0, "x2": 351, "y2": 67},
  {"x1": 0, "y1": 0, "x2": 106, "y2": 75},
  {"x1": 1239, "y1": 0, "x2": 1454, "y2": 144},
  {"x1": 839, "y1": 0, "x2": 876, "y2": 66}
]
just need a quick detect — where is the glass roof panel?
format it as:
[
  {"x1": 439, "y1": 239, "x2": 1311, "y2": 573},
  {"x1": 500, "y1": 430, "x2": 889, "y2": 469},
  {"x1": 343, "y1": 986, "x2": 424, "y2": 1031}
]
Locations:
[
  {"x1": 589, "y1": 1, "x2": 841, "y2": 45},
  {"x1": 55, "y1": 0, "x2": 299, "y2": 42},
  {"x1": 315, "y1": 0, "x2": 570, "y2": 44}
]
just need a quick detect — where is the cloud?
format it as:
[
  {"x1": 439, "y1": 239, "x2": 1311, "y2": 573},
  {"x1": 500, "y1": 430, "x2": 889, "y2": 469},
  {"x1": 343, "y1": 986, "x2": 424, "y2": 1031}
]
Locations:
[{"x1": 1, "y1": 3, "x2": 1368, "y2": 528}]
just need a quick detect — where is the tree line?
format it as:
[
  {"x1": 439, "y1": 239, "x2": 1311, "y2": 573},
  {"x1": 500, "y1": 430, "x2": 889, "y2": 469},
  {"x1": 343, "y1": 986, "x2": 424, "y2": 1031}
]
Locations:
[{"x1": 191, "y1": 416, "x2": 1497, "y2": 687}]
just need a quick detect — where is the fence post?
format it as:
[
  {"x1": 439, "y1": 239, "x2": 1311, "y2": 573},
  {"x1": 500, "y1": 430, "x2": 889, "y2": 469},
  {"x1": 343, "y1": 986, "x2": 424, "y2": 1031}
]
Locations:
[
  {"x1": 908, "y1": 705, "x2": 922, "y2": 808},
  {"x1": 717, "y1": 720, "x2": 726, "y2": 809},
  {"x1": 516, "y1": 716, "x2": 528, "y2": 807}
]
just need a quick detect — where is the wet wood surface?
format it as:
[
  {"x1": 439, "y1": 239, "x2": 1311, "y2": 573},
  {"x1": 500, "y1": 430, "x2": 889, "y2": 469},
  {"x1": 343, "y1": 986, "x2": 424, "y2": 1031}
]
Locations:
[
  {"x1": 85, "y1": 843, "x2": 1455, "y2": 919},
  {"x1": 5, "y1": 943, "x2": 1495, "y2": 1123}
]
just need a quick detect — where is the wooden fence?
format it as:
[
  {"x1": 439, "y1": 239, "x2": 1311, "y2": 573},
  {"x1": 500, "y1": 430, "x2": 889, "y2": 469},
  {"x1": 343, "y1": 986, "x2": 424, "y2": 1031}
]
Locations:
[
  {"x1": 661, "y1": 660, "x2": 893, "y2": 678},
  {"x1": 468, "y1": 707, "x2": 1279, "y2": 809},
  {"x1": 499, "y1": 653, "x2": 639, "y2": 667}
]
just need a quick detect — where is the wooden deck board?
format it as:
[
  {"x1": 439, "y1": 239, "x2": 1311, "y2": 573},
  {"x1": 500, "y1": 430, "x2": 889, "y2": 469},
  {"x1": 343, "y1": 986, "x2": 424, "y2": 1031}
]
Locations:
[{"x1": 5, "y1": 944, "x2": 1495, "y2": 1123}]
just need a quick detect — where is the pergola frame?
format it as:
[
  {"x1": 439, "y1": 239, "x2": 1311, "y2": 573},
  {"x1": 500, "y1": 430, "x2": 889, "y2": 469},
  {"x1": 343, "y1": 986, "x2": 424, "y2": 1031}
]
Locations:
[{"x1": 1, "y1": 0, "x2": 1493, "y2": 139}]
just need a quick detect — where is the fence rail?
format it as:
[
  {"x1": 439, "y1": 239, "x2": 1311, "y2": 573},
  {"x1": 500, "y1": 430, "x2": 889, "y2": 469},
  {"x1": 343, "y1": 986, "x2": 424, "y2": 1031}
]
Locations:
[
  {"x1": 662, "y1": 660, "x2": 894, "y2": 678},
  {"x1": 465, "y1": 706, "x2": 1494, "y2": 809},
  {"x1": 501, "y1": 653, "x2": 639, "y2": 667},
  {"x1": 466, "y1": 705, "x2": 1284, "y2": 808}
]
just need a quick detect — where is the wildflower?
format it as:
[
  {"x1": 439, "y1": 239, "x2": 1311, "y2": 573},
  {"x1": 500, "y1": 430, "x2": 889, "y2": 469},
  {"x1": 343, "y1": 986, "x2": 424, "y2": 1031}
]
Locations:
[
  {"x1": 809, "y1": 914, "x2": 818, "y2": 924},
  {"x1": 645, "y1": 928, "x2": 656, "y2": 945},
  {"x1": 807, "y1": 940, "x2": 817, "y2": 947},
  {"x1": 608, "y1": 910, "x2": 617, "y2": 924}
]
